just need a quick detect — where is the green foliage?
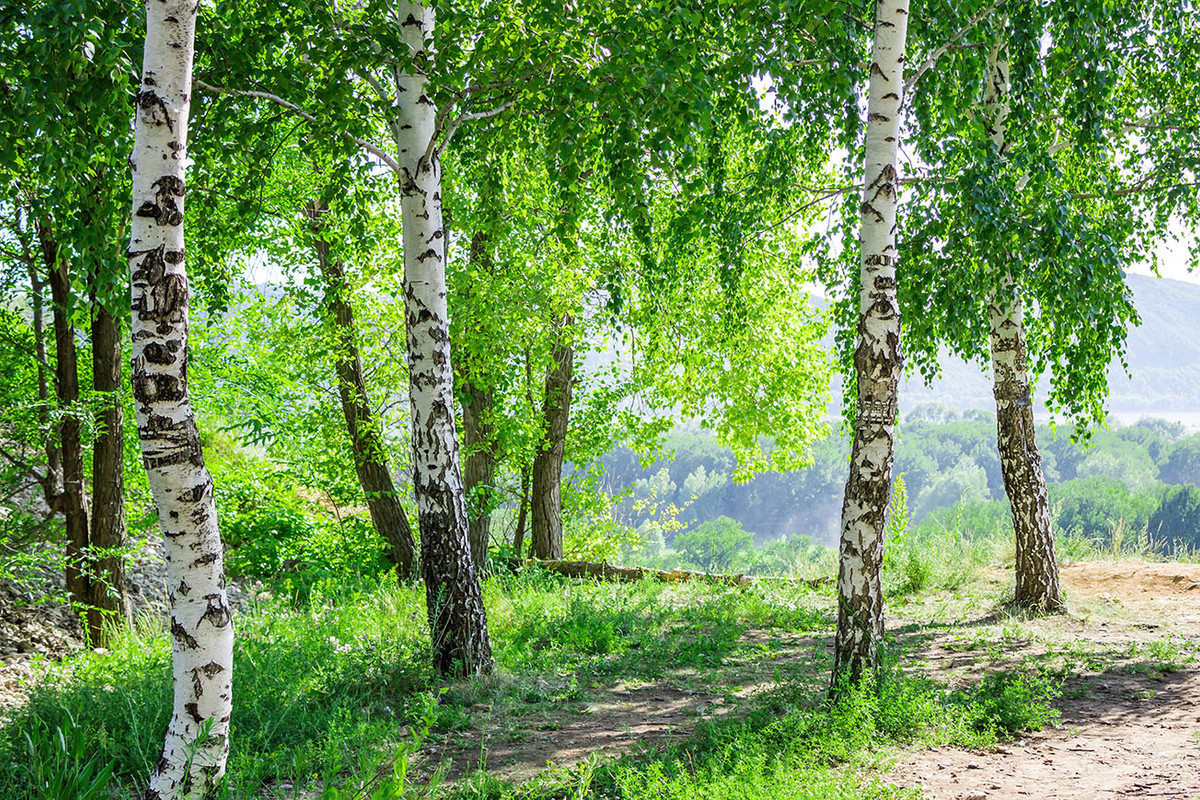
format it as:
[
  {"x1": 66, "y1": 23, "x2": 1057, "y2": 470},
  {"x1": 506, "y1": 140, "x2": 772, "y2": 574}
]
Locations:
[
  {"x1": 1148, "y1": 485, "x2": 1200, "y2": 551},
  {"x1": 672, "y1": 517, "x2": 754, "y2": 573},
  {"x1": 204, "y1": 430, "x2": 394, "y2": 597},
  {"x1": 1050, "y1": 477, "x2": 1160, "y2": 546},
  {"x1": 1159, "y1": 434, "x2": 1200, "y2": 486},
  {"x1": 17, "y1": 708, "x2": 113, "y2": 800},
  {"x1": 953, "y1": 672, "x2": 1063, "y2": 735}
]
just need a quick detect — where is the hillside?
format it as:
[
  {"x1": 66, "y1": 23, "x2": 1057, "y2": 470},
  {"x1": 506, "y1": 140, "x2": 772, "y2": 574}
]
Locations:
[{"x1": 903, "y1": 273, "x2": 1200, "y2": 420}]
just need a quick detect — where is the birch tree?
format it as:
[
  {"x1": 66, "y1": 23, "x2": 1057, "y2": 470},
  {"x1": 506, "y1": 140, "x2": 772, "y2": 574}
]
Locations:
[
  {"x1": 980, "y1": 32, "x2": 1061, "y2": 610},
  {"x1": 901, "y1": 0, "x2": 1200, "y2": 611},
  {"x1": 831, "y1": 0, "x2": 909, "y2": 685},
  {"x1": 130, "y1": 1, "x2": 233, "y2": 794}
]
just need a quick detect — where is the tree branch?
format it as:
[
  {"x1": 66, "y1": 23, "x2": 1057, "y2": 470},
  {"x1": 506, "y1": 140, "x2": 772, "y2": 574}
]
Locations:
[
  {"x1": 905, "y1": 0, "x2": 1007, "y2": 94},
  {"x1": 194, "y1": 80, "x2": 402, "y2": 174},
  {"x1": 432, "y1": 100, "x2": 516, "y2": 161}
]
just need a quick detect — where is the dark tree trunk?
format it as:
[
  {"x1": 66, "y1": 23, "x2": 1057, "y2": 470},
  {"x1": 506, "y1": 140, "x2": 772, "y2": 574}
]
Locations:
[
  {"x1": 531, "y1": 319, "x2": 574, "y2": 561},
  {"x1": 88, "y1": 302, "x2": 131, "y2": 644},
  {"x1": 458, "y1": 231, "x2": 499, "y2": 571},
  {"x1": 305, "y1": 200, "x2": 418, "y2": 578},
  {"x1": 25, "y1": 257, "x2": 63, "y2": 511},
  {"x1": 990, "y1": 291, "x2": 1064, "y2": 612},
  {"x1": 461, "y1": 377, "x2": 496, "y2": 571},
  {"x1": 512, "y1": 464, "x2": 530, "y2": 559},
  {"x1": 40, "y1": 225, "x2": 91, "y2": 609}
]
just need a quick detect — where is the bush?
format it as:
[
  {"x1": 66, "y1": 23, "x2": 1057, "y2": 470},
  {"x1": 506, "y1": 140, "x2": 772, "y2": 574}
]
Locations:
[{"x1": 672, "y1": 516, "x2": 754, "y2": 573}]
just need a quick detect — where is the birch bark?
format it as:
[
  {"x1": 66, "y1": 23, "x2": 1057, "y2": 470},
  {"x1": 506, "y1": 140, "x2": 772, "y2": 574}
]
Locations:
[
  {"x1": 130, "y1": 1, "x2": 233, "y2": 796},
  {"x1": 982, "y1": 35, "x2": 1064, "y2": 612},
  {"x1": 531, "y1": 319, "x2": 574, "y2": 561},
  {"x1": 393, "y1": 0, "x2": 493, "y2": 675},
  {"x1": 833, "y1": 0, "x2": 909, "y2": 686}
]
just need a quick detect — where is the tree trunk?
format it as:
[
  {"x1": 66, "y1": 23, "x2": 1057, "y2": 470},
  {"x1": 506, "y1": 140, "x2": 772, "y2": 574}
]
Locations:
[
  {"x1": 512, "y1": 465, "x2": 530, "y2": 559},
  {"x1": 88, "y1": 301, "x2": 131, "y2": 645},
  {"x1": 25, "y1": 257, "x2": 63, "y2": 511},
  {"x1": 130, "y1": 3, "x2": 233, "y2": 796},
  {"x1": 981, "y1": 34, "x2": 1063, "y2": 612},
  {"x1": 832, "y1": 0, "x2": 909, "y2": 687},
  {"x1": 393, "y1": 0, "x2": 492, "y2": 677},
  {"x1": 461, "y1": 373, "x2": 496, "y2": 571},
  {"x1": 531, "y1": 318, "x2": 574, "y2": 561},
  {"x1": 458, "y1": 231, "x2": 498, "y2": 571},
  {"x1": 305, "y1": 200, "x2": 418, "y2": 579},
  {"x1": 40, "y1": 226, "x2": 91, "y2": 610}
]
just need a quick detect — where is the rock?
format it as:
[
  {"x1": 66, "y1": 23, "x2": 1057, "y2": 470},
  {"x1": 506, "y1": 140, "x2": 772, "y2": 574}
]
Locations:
[
  {"x1": 963, "y1": 793, "x2": 988, "y2": 800},
  {"x1": 0, "y1": 647, "x2": 15, "y2": 656}
]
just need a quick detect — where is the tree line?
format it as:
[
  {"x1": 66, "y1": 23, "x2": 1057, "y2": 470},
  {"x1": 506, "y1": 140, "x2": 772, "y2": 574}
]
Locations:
[{"x1": 1, "y1": 0, "x2": 1198, "y2": 795}]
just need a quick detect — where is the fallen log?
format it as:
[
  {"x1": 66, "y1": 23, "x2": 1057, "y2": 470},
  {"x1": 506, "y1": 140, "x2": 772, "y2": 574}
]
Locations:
[{"x1": 509, "y1": 558, "x2": 831, "y2": 589}]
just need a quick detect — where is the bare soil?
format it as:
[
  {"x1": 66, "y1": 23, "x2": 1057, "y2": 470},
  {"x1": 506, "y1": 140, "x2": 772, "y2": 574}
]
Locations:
[
  {"x1": 421, "y1": 561, "x2": 1200, "y2": 797},
  {"x1": 891, "y1": 561, "x2": 1200, "y2": 800}
]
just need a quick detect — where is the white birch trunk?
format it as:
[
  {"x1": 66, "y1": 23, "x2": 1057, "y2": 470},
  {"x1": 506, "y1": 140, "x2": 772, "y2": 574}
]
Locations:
[
  {"x1": 833, "y1": 0, "x2": 910, "y2": 685},
  {"x1": 393, "y1": 0, "x2": 493, "y2": 675},
  {"x1": 129, "y1": 2, "x2": 233, "y2": 796},
  {"x1": 983, "y1": 34, "x2": 1064, "y2": 612}
]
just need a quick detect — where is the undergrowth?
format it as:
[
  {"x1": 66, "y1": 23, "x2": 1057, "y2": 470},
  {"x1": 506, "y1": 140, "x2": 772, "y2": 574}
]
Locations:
[{"x1": 0, "y1": 571, "x2": 1062, "y2": 799}]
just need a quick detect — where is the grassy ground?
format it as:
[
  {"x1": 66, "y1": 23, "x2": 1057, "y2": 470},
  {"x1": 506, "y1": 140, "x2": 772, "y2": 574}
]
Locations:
[{"x1": 0, "y1": 555, "x2": 1088, "y2": 800}]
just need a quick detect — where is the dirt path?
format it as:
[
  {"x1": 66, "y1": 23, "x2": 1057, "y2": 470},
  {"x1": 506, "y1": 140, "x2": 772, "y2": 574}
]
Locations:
[
  {"x1": 892, "y1": 561, "x2": 1200, "y2": 800},
  {"x1": 417, "y1": 631, "x2": 822, "y2": 783}
]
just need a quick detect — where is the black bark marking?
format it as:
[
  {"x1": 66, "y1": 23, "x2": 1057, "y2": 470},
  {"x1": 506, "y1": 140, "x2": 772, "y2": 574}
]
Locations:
[
  {"x1": 136, "y1": 176, "x2": 186, "y2": 227},
  {"x1": 171, "y1": 620, "x2": 199, "y2": 649},
  {"x1": 136, "y1": 89, "x2": 173, "y2": 132},
  {"x1": 185, "y1": 701, "x2": 204, "y2": 723},
  {"x1": 133, "y1": 373, "x2": 185, "y2": 405},
  {"x1": 188, "y1": 660, "x2": 225, "y2": 697},
  {"x1": 142, "y1": 340, "x2": 179, "y2": 365},
  {"x1": 199, "y1": 594, "x2": 231, "y2": 628},
  {"x1": 191, "y1": 552, "x2": 217, "y2": 568},
  {"x1": 177, "y1": 482, "x2": 209, "y2": 503},
  {"x1": 177, "y1": 579, "x2": 190, "y2": 596}
]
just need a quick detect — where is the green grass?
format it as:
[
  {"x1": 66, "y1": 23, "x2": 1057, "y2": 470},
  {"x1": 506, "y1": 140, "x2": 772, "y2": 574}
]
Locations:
[{"x1": 0, "y1": 568, "x2": 1065, "y2": 799}]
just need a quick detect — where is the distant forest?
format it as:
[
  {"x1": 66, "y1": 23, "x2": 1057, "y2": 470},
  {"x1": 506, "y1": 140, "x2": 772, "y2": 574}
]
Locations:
[{"x1": 603, "y1": 406, "x2": 1200, "y2": 557}]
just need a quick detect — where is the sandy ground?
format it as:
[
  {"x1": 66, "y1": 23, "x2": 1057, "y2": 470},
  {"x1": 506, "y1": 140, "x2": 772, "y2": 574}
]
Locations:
[{"x1": 892, "y1": 561, "x2": 1200, "y2": 800}]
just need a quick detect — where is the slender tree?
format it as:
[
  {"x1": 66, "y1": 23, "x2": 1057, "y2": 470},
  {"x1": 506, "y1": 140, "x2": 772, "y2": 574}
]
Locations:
[
  {"x1": 530, "y1": 316, "x2": 574, "y2": 561},
  {"x1": 38, "y1": 222, "x2": 92, "y2": 608},
  {"x1": 980, "y1": 33, "x2": 1062, "y2": 610},
  {"x1": 88, "y1": 293, "x2": 132, "y2": 640},
  {"x1": 391, "y1": 0, "x2": 492, "y2": 674},
  {"x1": 130, "y1": 1, "x2": 233, "y2": 794},
  {"x1": 305, "y1": 198, "x2": 418, "y2": 579},
  {"x1": 832, "y1": 0, "x2": 910, "y2": 686}
]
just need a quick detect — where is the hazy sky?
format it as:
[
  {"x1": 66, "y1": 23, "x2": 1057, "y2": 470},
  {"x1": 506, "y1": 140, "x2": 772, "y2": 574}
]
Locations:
[{"x1": 1130, "y1": 227, "x2": 1199, "y2": 284}]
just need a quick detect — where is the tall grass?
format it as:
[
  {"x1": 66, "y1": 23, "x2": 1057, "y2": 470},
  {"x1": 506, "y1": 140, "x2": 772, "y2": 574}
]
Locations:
[{"x1": 0, "y1": 570, "x2": 1064, "y2": 799}]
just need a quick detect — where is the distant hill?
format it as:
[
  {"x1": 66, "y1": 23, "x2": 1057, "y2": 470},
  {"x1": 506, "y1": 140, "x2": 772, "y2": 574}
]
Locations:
[{"x1": 897, "y1": 273, "x2": 1200, "y2": 424}]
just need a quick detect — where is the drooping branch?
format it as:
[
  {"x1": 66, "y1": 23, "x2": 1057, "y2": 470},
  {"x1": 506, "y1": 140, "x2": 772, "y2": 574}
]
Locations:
[{"x1": 432, "y1": 100, "x2": 517, "y2": 161}]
